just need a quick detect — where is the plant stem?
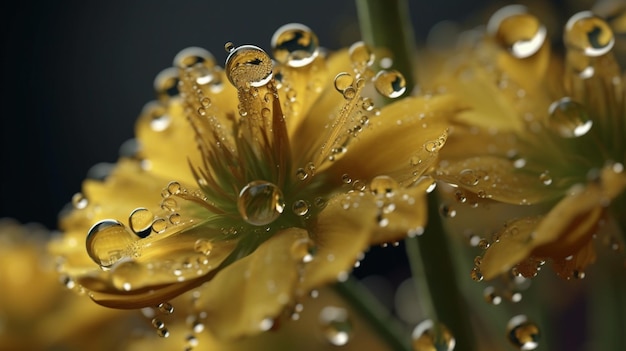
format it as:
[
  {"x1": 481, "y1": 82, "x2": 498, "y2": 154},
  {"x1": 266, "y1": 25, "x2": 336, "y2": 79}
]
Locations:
[
  {"x1": 404, "y1": 195, "x2": 478, "y2": 351},
  {"x1": 355, "y1": 0, "x2": 417, "y2": 96},
  {"x1": 334, "y1": 277, "x2": 411, "y2": 351}
]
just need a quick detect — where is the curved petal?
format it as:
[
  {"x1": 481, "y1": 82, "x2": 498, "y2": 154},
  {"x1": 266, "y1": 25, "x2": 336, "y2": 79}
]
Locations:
[
  {"x1": 195, "y1": 227, "x2": 308, "y2": 339},
  {"x1": 299, "y1": 192, "x2": 378, "y2": 293}
]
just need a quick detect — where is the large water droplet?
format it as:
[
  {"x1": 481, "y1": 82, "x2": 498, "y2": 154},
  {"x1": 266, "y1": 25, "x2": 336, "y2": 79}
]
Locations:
[
  {"x1": 319, "y1": 306, "x2": 353, "y2": 346},
  {"x1": 411, "y1": 319, "x2": 456, "y2": 351},
  {"x1": 507, "y1": 315, "x2": 540, "y2": 350},
  {"x1": 271, "y1": 23, "x2": 319, "y2": 67},
  {"x1": 348, "y1": 41, "x2": 374, "y2": 68},
  {"x1": 564, "y1": 11, "x2": 615, "y2": 57},
  {"x1": 153, "y1": 67, "x2": 180, "y2": 99},
  {"x1": 374, "y1": 70, "x2": 407, "y2": 98},
  {"x1": 370, "y1": 175, "x2": 399, "y2": 198},
  {"x1": 86, "y1": 220, "x2": 135, "y2": 268},
  {"x1": 334, "y1": 72, "x2": 354, "y2": 92},
  {"x1": 225, "y1": 45, "x2": 273, "y2": 89},
  {"x1": 129, "y1": 207, "x2": 155, "y2": 238},
  {"x1": 173, "y1": 46, "x2": 216, "y2": 70},
  {"x1": 237, "y1": 181, "x2": 285, "y2": 226},
  {"x1": 487, "y1": 5, "x2": 546, "y2": 59},
  {"x1": 547, "y1": 97, "x2": 593, "y2": 137}
]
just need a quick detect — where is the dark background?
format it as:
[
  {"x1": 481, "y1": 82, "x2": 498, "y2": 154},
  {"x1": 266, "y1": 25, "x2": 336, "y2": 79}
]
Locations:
[{"x1": 0, "y1": 0, "x2": 587, "y2": 231}]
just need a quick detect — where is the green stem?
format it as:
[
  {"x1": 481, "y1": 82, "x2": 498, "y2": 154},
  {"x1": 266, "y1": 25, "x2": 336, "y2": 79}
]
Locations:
[
  {"x1": 355, "y1": 0, "x2": 417, "y2": 96},
  {"x1": 334, "y1": 277, "x2": 411, "y2": 351},
  {"x1": 404, "y1": 195, "x2": 478, "y2": 351}
]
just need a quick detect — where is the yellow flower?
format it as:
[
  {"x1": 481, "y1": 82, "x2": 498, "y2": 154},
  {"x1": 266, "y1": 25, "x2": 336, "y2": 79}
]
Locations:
[
  {"x1": 429, "y1": 4, "x2": 626, "y2": 280},
  {"x1": 51, "y1": 24, "x2": 460, "y2": 339}
]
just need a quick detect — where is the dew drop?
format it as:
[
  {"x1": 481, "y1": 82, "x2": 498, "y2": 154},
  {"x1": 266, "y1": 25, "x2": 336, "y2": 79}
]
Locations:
[
  {"x1": 361, "y1": 97, "x2": 375, "y2": 111},
  {"x1": 295, "y1": 168, "x2": 308, "y2": 181},
  {"x1": 225, "y1": 45, "x2": 273, "y2": 89},
  {"x1": 348, "y1": 41, "x2": 374, "y2": 68},
  {"x1": 547, "y1": 97, "x2": 593, "y2": 138},
  {"x1": 439, "y1": 204, "x2": 457, "y2": 218},
  {"x1": 334, "y1": 72, "x2": 354, "y2": 92},
  {"x1": 411, "y1": 319, "x2": 456, "y2": 351},
  {"x1": 319, "y1": 306, "x2": 353, "y2": 346},
  {"x1": 292, "y1": 199, "x2": 310, "y2": 216},
  {"x1": 72, "y1": 192, "x2": 88, "y2": 210},
  {"x1": 290, "y1": 237, "x2": 316, "y2": 263},
  {"x1": 153, "y1": 67, "x2": 180, "y2": 99},
  {"x1": 224, "y1": 42, "x2": 235, "y2": 53},
  {"x1": 507, "y1": 315, "x2": 540, "y2": 350},
  {"x1": 168, "y1": 213, "x2": 181, "y2": 225},
  {"x1": 459, "y1": 169, "x2": 480, "y2": 186},
  {"x1": 194, "y1": 239, "x2": 213, "y2": 255},
  {"x1": 167, "y1": 181, "x2": 182, "y2": 195},
  {"x1": 370, "y1": 175, "x2": 399, "y2": 198},
  {"x1": 237, "y1": 181, "x2": 285, "y2": 226},
  {"x1": 374, "y1": 70, "x2": 406, "y2": 98},
  {"x1": 259, "y1": 317, "x2": 274, "y2": 331},
  {"x1": 186, "y1": 334, "x2": 199, "y2": 348},
  {"x1": 129, "y1": 207, "x2": 154, "y2": 238},
  {"x1": 487, "y1": 5, "x2": 547, "y2": 59},
  {"x1": 539, "y1": 171, "x2": 552, "y2": 185},
  {"x1": 564, "y1": 11, "x2": 614, "y2": 57},
  {"x1": 471, "y1": 267, "x2": 484, "y2": 282},
  {"x1": 483, "y1": 286, "x2": 502, "y2": 305},
  {"x1": 86, "y1": 220, "x2": 135, "y2": 268},
  {"x1": 271, "y1": 23, "x2": 319, "y2": 67},
  {"x1": 151, "y1": 218, "x2": 167, "y2": 234},
  {"x1": 173, "y1": 46, "x2": 216, "y2": 70},
  {"x1": 156, "y1": 328, "x2": 170, "y2": 338},
  {"x1": 158, "y1": 302, "x2": 174, "y2": 314},
  {"x1": 152, "y1": 318, "x2": 165, "y2": 329},
  {"x1": 342, "y1": 86, "x2": 357, "y2": 100}
]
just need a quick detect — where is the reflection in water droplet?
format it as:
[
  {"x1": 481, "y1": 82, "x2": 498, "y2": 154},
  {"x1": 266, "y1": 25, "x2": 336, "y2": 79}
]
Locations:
[
  {"x1": 292, "y1": 200, "x2": 310, "y2": 216},
  {"x1": 237, "y1": 181, "x2": 285, "y2": 226},
  {"x1": 173, "y1": 46, "x2": 216, "y2": 70},
  {"x1": 370, "y1": 175, "x2": 399, "y2": 198},
  {"x1": 271, "y1": 23, "x2": 319, "y2": 67},
  {"x1": 225, "y1": 45, "x2": 273, "y2": 89},
  {"x1": 539, "y1": 171, "x2": 553, "y2": 185},
  {"x1": 564, "y1": 11, "x2": 615, "y2": 57},
  {"x1": 158, "y1": 302, "x2": 174, "y2": 314},
  {"x1": 348, "y1": 41, "x2": 374, "y2": 67},
  {"x1": 487, "y1": 5, "x2": 546, "y2": 59},
  {"x1": 334, "y1": 72, "x2": 354, "y2": 92},
  {"x1": 153, "y1": 67, "x2": 180, "y2": 99},
  {"x1": 411, "y1": 319, "x2": 456, "y2": 351},
  {"x1": 547, "y1": 97, "x2": 593, "y2": 138},
  {"x1": 319, "y1": 306, "x2": 352, "y2": 346},
  {"x1": 295, "y1": 168, "x2": 308, "y2": 181},
  {"x1": 86, "y1": 220, "x2": 135, "y2": 268},
  {"x1": 459, "y1": 169, "x2": 480, "y2": 186},
  {"x1": 151, "y1": 218, "x2": 168, "y2": 234},
  {"x1": 507, "y1": 315, "x2": 540, "y2": 350},
  {"x1": 374, "y1": 70, "x2": 406, "y2": 98},
  {"x1": 129, "y1": 207, "x2": 154, "y2": 238}
]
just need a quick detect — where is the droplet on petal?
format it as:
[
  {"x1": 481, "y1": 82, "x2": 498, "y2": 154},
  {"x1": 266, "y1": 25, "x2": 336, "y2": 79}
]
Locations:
[
  {"x1": 225, "y1": 45, "x2": 273, "y2": 89},
  {"x1": 487, "y1": 5, "x2": 547, "y2": 59},
  {"x1": 292, "y1": 199, "x2": 310, "y2": 216},
  {"x1": 271, "y1": 23, "x2": 319, "y2": 67},
  {"x1": 71, "y1": 192, "x2": 88, "y2": 210},
  {"x1": 411, "y1": 319, "x2": 456, "y2": 351},
  {"x1": 129, "y1": 207, "x2": 155, "y2": 238},
  {"x1": 370, "y1": 175, "x2": 398, "y2": 198},
  {"x1": 507, "y1": 315, "x2": 540, "y2": 350},
  {"x1": 319, "y1": 306, "x2": 353, "y2": 346},
  {"x1": 564, "y1": 11, "x2": 615, "y2": 57},
  {"x1": 237, "y1": 181, "x2": 285, "y2": 226},
  {"x1": 547, "y1": 97, "x2": 593, "y2": 138},
  {"x1": 86, "y1": 220, "x2": 136, "y2": 268},
  {"x1": 374, "y1": 70, "x2": 407, "y2": 98}
]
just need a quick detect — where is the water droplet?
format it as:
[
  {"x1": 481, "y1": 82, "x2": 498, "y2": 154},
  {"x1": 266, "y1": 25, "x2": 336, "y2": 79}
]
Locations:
[
  {"x1": 168, "y1": 213, "x2": 181, "y2": 224},
  {"x1": 411, "y1": 319, "x2": 456, "y2": 351},
  {"x1": 342, "y1": 86, "x2": 356, "y2": 100},
  {"x1": 158, "y1": 302, "x2": 174, "y2": 314},
  {"x1": 487, "y1": 5, "x2": 547, "y2": 59},
  {"x1": 173, "y1": 46, "x2": 216, "y2": 70},
  {"x1": 348, "y1": 41, "x2": 374, "y2": 68},
  {"x1": 564, "y1": 11, "x2": 614, "y2": 57},
  {"x1": 72, "y1": 192, "x2": 88, "y2": 209},
  {"x1": 153, "y1": 67, "x2": 179, "y2": 99},
  {"x1": 361, "y1": 97, "x2": 375, "y2": 111},
  {"x1": 547, "y1": 97, "x2": 593, "y2": 138},
  {"x1": 290, "y1": 237, "x2": 316, "y2": 263},
  {"x1": 539, "y1": 171, "x2": 552, "y2": 185},
  {"x1": 194, "y1": 239, "x2": 213, "y2": 255},
  {"x1": 439, "y1": 204, "x2": 457, "y2": 218},
  {"x1": 157, "y1": 328, "x2": 170, "y2": 338},
  {"x1": 319, "y1": 306, "x2": 352, "y2": 346},
  {"x1": 129, "y1": 207, "x2": 154, "y2": 238},
  {"x1": 86, "y1": 220, "x2": 135, "y2": 268},
  {"x1": 151, "y1": 218, "x2": 167, "y2": 234},
  {"x1": 471, "y1": 267, "x2": 484, "y2": 282},
  {"x1": 458, "y1": 169, "x2": 480, "y2": 186},
  {"x1": 374, "y1": 70, "x2": 406, "y2": 98},
  {"x1": 237, "y1": 181, "x2": 285, "y2": 226},
  {"x1": 167, "y1": 181, "x2": 181, "y2": 195},
  {"x1": 334, "y1": 72, "x2": 354, "y2": 92},
  {"x1": 370, "y1": 175, "x2": 398, "y2": 198},
  {"x1": 225, "y1": 45, "x2": 273, "y2": 89},
  {"x1": 271, "y1": 23, "x2": 319, "y2": 67},
  {"x1": 186, "y1": 334, "x2": 199, "y2": 348},
  {"x1": 507, "y1": 315, "x2": 540, "y2": 350},
  {"x1": 295, "y1": 168, "x2": 308, "y2": 181},
  {"x1": 224, "y1": 42, "x2": 235, "y2": 53},
  {"x1": 292, "y1": 200, "x2": 310, "y2": 216},
  {"x1": 483, "y1": 286, "x2": 502, "y2": 305},
  {"x1": 152, "y1": 318, "x2": 165, "y2": 329}
]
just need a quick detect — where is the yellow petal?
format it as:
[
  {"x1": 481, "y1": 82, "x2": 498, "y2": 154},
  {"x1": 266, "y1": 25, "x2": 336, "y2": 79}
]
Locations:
[
  {"x1": 436, "y1": 156, "x2": 560, "y2": 205},
  {"x1": 551, "y1": 238, "x2": 597, "y2": 279},
  {"x1": 195, "y1": 227, "x2": 308, "y2": 339},
  {"x1": 299, "y1": 193, "x2": 378, "y2": 293},
  {"x1": 327, "y1": 94, "x2": 460, "y2": 186}
]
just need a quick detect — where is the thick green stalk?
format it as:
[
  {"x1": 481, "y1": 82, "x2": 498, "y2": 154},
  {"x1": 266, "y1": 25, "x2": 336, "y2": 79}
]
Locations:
[
  {"x1": 405, "y1": 195, "x2": 478, "y2": 351},
  {"x1": 334, "y1": 278, "x2": 411, "y2": 351},
  {"x1": 355, "y1": 0, "x2": 416, "y2": 95}
]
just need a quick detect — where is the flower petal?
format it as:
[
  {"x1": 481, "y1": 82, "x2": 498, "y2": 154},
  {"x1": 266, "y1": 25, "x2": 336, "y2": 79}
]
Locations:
[{"x1": 195, "y1": 227, "x2": 308, "y2": 339}]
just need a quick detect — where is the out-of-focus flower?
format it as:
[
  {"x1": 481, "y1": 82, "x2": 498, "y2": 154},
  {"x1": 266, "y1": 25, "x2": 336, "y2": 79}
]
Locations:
[
  {"x1": 429, "y1": 3, "x2": 626, "y2": 280},
  {"x1": 50, "y1": 24, "x2": 460, "y2": 339}
]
